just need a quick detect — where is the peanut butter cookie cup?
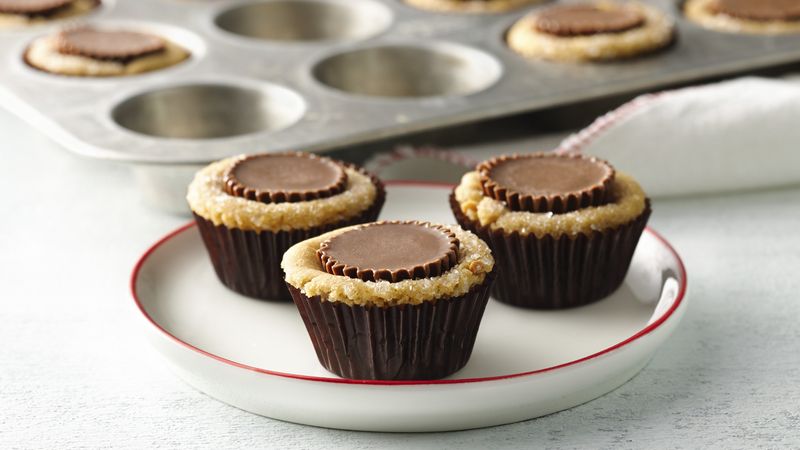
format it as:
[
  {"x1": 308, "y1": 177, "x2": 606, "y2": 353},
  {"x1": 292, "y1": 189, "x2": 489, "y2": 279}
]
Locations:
[
  {"x1": 187, "y1": 153, "x2": 385, "y2": 301},
  {"x1": 26, "y1": 26, "x2": 189, "y2": 76},
  {"x1": 685, "y1": 0, "x2": 800, "y2": 34},
  {"x1": 0, "y1": 0, "x2": 99, "y2": 29},
  {"x1": 282, "y1": 221, "x2": 495, "y2": 380},
  {"x1": 450, "y1": 152, "x2": 650, "y2": 309},
  {"x1": 507, "y1": 1, "x2": 674, "y2": 62}
]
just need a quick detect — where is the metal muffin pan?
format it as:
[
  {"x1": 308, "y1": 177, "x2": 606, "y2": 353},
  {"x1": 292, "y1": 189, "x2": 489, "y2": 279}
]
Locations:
[
  {"x1": 2, "y1": 0, "x2": 800, "y2": 213},
  {"x1": 3, "y1": 0, "x2": 800, "y2": 164}
]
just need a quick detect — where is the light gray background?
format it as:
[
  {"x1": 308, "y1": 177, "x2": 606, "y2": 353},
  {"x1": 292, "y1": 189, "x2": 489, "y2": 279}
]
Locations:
[{"x1": 1, "y1": 107, "x2": 798, "y2": 449}]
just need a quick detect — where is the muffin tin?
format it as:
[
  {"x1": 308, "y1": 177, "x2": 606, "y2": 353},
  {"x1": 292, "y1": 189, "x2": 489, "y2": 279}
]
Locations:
[{"x1": 2, "y1": 0, "x2": 800, "y2": 167}]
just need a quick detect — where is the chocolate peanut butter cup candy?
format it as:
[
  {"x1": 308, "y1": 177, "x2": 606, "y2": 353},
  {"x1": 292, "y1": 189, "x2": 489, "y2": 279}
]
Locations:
[
  {"x1": 507, "y1": 1, "x2": 675, "y2": 62},
  {"x1": 685, "y1": 0, "x2": 800, "y2": 34},
  {"x1": 187, "y1": 152, "x2": 385, "y2": 301},
  {"x1": 25, "y1": 26, "x2": 189, "y2": 77},
  {"x1": 479, "y1": 152, "x2": 615, "y2": 213},
  {"x1": 711, "y1": 0, "x2": 800, "y2": 21},
  {"x1": 317, "y1": 222, "x2": 460, "y2": 282},
  {"x1": 57, "y1": 28, "x2": 166, "y2": 62},
  {"x1": 450, "y1": 152, "x2": 651, "y2": 309},
  {"x1": 534, "y1": 4, "x2": 646, "y2": 36},
  {"x1": 282, "y1": 221, "x2": 495, "y2": 380}
]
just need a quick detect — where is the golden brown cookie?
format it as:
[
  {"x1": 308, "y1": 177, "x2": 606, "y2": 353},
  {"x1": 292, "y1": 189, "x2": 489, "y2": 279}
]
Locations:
[
  {"x1": 0, "y1": 0, "x2": 98, "y2": 29},
  {"x1": 283, "y1": 221, "x2": 495, "y2": 380},
  {"x1": 188, "y1": 153, "x2": 386, "y2": 301},
  {"x1": 685, "y1": 0, "x2": 800, "y2": 34},
  {"x1": 25, "y1": 27, "x2": 189, "y2": 77},
  {"x1": 451, "y1": 152, "x2": 651, "y2": 309},
  {"x1": 507, "y1": 1, "x2": 674, "y2": 62}
]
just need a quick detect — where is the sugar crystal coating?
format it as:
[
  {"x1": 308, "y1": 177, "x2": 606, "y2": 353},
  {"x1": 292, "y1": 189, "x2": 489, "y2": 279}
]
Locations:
[
  {"x1": 685, "y1": 0, "x2": 800, "y2": 34},
  {"x1": 188, "y1": 156, "x2": 379, "y2": 232},
  {"x1": 283, "y1": 224, "x2": 494, "y2": 306},
  {"x1": 507, "y1": 1, "x2": 674, "y2": 62},
  {"x1": 455, "y1": 170, "x2": 647, "y2": 238}
]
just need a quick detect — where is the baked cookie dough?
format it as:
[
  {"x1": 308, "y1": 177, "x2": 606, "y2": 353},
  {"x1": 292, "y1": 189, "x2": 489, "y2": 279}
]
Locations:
[
  {"x1": 507, "y1": 1, "x2": 675, "y2": 62},
  {"x1": 283, "y1": 222, "x2": 494, "y2": 306},
  {"x1": 404, "y1": 0, "x2": 545, "y2": 14},
  {"x1": 685, "y1": 0, "x2": 800, "y2": 34},
  {"x1": 283, "y1": 220, "x2": 495, "y2": 380},
  {"x1": 454, "y1": 165, "x2": 647, "y2": 238},
  {"x1": 0, "y1": 0, "x2": 98, "y2": 30},
  {"x1": 188, "y1": 155, "x2": 380, "y2": 233},
  {"x1": 25, "y1": 27, "x2": 189, "y2": 76},
  {"x1": 450, "y1": 152, "x2": 651, "y2": 309},
  {"x1": 188, "y1": 152, "x2": 386, "y2": 301}
]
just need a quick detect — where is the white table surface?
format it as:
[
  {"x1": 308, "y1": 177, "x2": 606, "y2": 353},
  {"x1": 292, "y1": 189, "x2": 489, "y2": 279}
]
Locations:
[{"x1": 1, "y1": 107, "x2": 799, "y2": 449}]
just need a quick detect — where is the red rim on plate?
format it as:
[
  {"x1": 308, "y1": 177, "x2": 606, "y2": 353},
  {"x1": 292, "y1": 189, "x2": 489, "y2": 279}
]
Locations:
[{"x1": 131, "y1": 181, "x2": 687, "y2": 386}]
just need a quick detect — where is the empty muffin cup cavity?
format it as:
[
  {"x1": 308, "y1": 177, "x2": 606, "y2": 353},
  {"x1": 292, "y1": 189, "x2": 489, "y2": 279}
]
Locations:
[
  {"x1": 214, "y1": 0, "x2": 392, "y2": 42},
  {"x1": 111, "y1": 83, "x2": 305, "y2": 139},
  {"x1": 311, "y1": 43, "x2": 503, "y2": 98}
]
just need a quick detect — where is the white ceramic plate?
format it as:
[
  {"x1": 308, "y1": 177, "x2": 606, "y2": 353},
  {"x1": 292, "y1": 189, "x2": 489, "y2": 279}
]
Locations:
[{"x1": 131, "y1": 182, "x2": 688, "y2": 432}]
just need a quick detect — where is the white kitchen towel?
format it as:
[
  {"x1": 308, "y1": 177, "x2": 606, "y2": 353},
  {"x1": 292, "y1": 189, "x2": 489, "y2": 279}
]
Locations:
[{"x1": 558, "y1": 77, "x2": 800, "y2": 197}]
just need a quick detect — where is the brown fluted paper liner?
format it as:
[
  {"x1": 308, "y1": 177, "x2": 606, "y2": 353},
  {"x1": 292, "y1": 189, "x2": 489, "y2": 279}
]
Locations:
[
  {"x1": 193, "y1": 182, "x2": 385, "y2": 301},
  {"x1": 450, "y1": 193, "x2": 650, "y2": 309},
  {"x1": 287, "y1": 271, "x2": 495, "y2": 380}
]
